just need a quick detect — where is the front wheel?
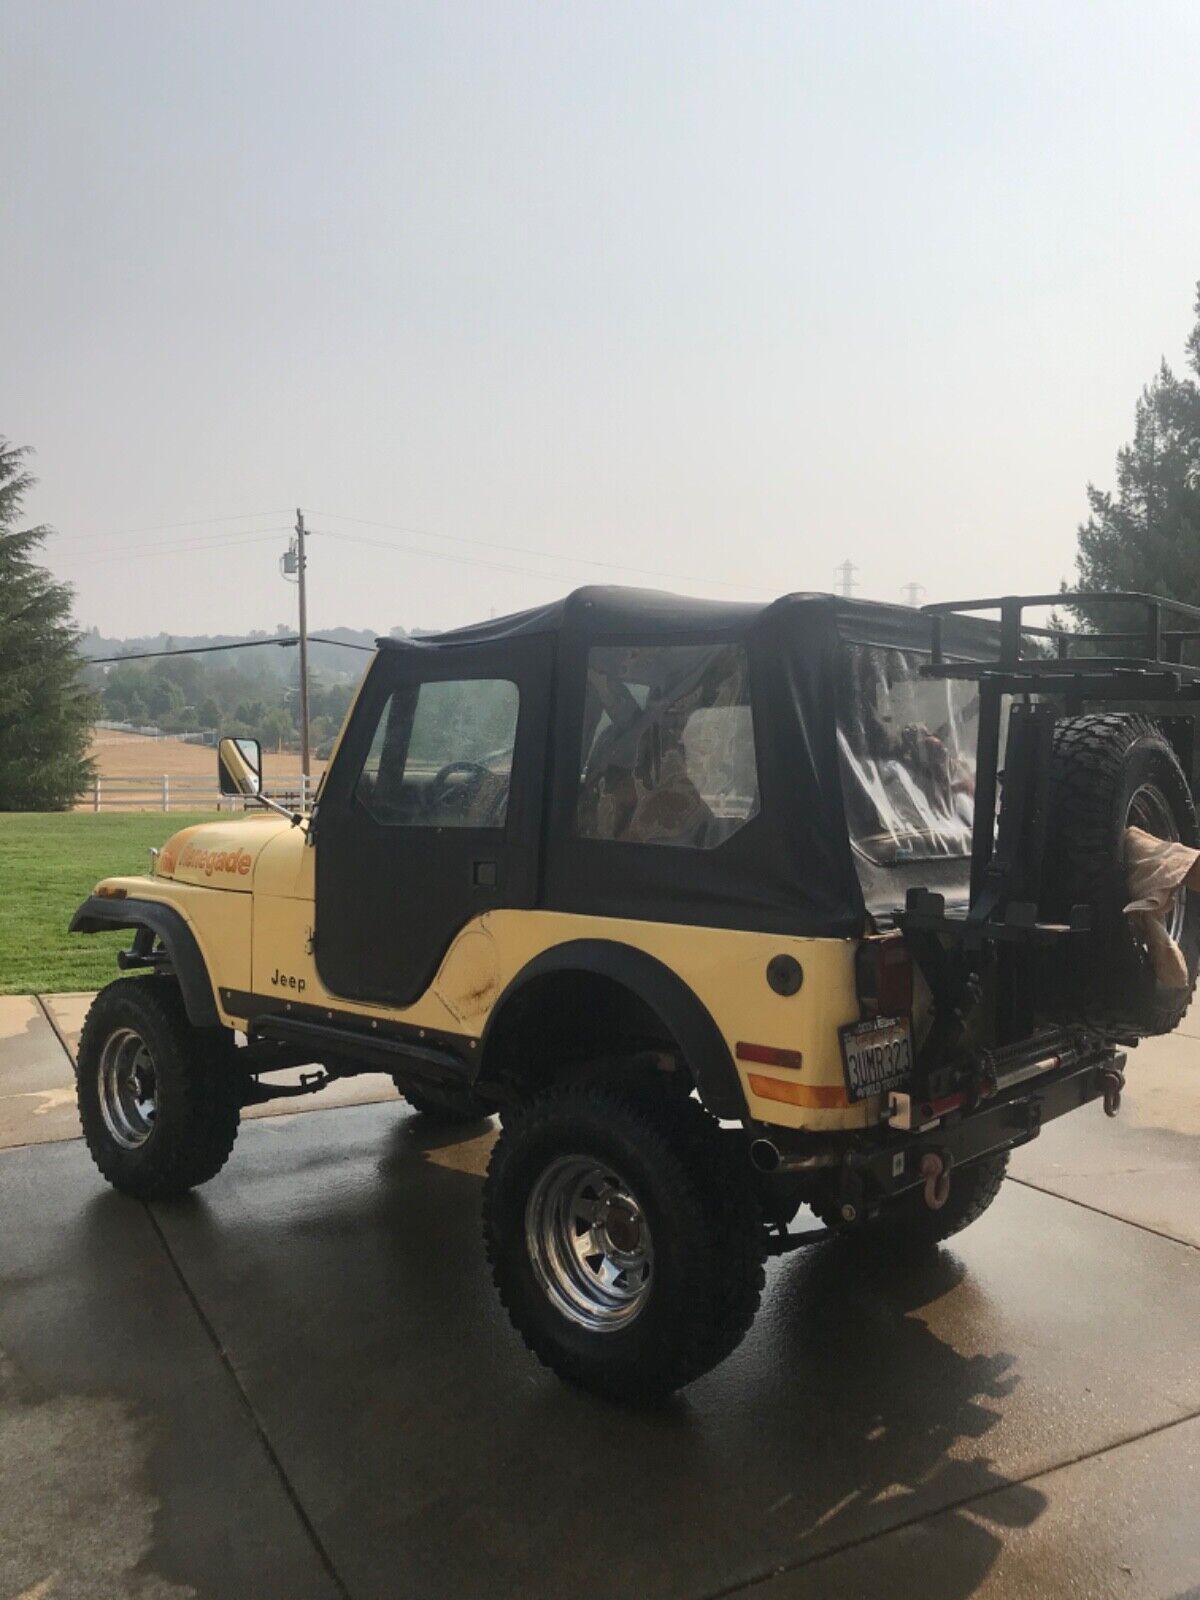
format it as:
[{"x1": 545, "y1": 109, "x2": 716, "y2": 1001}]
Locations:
[
  {"x1": 76, "y1": 977, "x2": 241, "y2": 1199},
  {"x1": 483, "y1": 1084, "x2": 765, "y2": 1400}
]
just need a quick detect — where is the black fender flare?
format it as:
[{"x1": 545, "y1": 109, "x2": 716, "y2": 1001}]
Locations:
[
  {"x1": 69, "y1": 896, "x2": 222, "y2": 1030},
  {"x1": 478, "y1": 938, "x2": 747, "y2": 1120}
]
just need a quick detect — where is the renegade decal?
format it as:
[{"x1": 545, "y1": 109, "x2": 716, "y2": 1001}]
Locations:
[{"x1": 177, "y1": 843, "x2": 253, "y2": 879}]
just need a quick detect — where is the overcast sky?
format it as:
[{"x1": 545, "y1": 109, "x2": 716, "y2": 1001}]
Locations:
[{"x1": 4, "y1": 0, "x2": 1200, "y2": 639}]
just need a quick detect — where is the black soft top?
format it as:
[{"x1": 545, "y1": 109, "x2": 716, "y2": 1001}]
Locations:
[
  {"x1": 378, "y1": 585, "x2": 989, "y2": 656},
  {"x1": 372, "y1": 585, "x2": 993, "y2": 937}
]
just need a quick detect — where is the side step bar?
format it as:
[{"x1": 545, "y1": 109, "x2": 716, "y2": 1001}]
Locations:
[{"x1": 252, "y1": 1013, "x2": 469, "y2": 1089}]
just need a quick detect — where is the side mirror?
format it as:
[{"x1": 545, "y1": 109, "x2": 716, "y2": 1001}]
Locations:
[{"x1": 218, "y1": 736, "x2": 263, "y2": 798}]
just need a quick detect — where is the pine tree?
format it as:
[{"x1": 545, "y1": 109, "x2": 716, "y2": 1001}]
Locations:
[
  {"x1": 1067, "y1": 286, "x2": 1200, "y2": 616},
  {"x1": 0, "y1": 440, "x2": 95, "y2": 809}
]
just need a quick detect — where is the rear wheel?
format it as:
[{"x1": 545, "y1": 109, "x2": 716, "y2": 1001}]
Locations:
[
  {"x1": 76, "y1": 977, "x2": 241, "y2": 1199},
  {"x1": 483, "y1": 1082, "x2": 765, "y2": 1400}
]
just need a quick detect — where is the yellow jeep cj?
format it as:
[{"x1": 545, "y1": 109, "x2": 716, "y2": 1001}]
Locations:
[{"x1": 71, "y1": 587, "x2": 1200, "y2": 1398}]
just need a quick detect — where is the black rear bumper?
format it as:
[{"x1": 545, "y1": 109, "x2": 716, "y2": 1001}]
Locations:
[{"x1": 752, "y1": 1040, "x2": 1121, "y2": 1212}]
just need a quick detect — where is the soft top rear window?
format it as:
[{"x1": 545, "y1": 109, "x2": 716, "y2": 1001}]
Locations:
[{"x1": 836, "y1": 642, "x2": 978, "y2": 865}]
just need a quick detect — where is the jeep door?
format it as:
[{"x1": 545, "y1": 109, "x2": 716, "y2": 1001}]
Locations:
[{"x1": 312, "y1": 636, "x2": 552, "y2": 1007}]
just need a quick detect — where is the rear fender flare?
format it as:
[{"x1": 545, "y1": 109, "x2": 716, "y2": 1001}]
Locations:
[
  {"x1": 478, "y1": 938, "x2": 747, "y2": 1120},
  {"x1": 69, "y1": 896, "x2": 221, "y2": 1030}
]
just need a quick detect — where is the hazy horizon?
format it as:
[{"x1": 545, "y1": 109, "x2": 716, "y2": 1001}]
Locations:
[{"x1": 5, "y1": 1, "x2": 1200, "y2": 638}]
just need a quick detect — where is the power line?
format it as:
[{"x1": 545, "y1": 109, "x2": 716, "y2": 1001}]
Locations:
[
  {"x1": 312, "y1": 526, "x2": 594, "y2": 586},
  {"x1": 57, "y1": 512, "x2": 776, "y2": 598},
  {"x1": 309, "y1": 515, "x2": 772, "y2": 596},
  {"x1": 50, "y1": 509, "x2": 292, "y2": 545},
  {"x1": 84, "y1": 634, "x2": 375, "y2": 664},
  {"x1": 61, "y1": 529, "x2": 294, "y2": 565},
  {"x1": 54, "y1": 499, "x2": 783, "y2": 595},
  {"x1": 306, "y1": 635, "x2": 373, "y2": 652}
]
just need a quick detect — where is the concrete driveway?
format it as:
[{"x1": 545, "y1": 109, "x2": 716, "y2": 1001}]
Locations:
[{"x1": 2, "y1": 993, "x2": 1198, "y2": 1600}]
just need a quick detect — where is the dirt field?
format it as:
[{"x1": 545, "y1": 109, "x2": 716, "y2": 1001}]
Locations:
[{"x1": 83, "y1": 729, "x2": 327, "y2": 810}]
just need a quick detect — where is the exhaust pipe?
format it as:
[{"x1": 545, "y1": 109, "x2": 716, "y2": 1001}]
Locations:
[{"x1": 750, "y1": 1138, "x2": 839, "y2": 1174}]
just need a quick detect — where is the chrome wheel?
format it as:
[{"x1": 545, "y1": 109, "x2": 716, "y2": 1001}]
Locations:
[
  {"x1": 97, "y1": 1028, "x2": 158, "y2": 1150},
  {"x1": 1127, "y1": 782, "x2": 1187, "y2": 943},
  {"x1": 525, "y1": 1155, "x2": 653, "y2": 1331}
]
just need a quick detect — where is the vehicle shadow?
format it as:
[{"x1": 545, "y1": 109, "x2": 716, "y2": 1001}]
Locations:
[
  {"x1": 742, "y1": 1239, "x2": 1046, "y2": 1592},
  {"x1": 120, "y1": 1108, "x2": 1049, "y2": 1600}
]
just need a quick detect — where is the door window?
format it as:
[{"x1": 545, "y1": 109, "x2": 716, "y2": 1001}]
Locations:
[{"x1": 355, "y1": 677, "x2": 520, "y2": 827}]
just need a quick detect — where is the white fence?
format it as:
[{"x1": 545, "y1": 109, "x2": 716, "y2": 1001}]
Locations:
[
  {"x1": 94, "y1": 719, "x2": 217, "y2": 745},
  {"x1": 79, "y1": 774, "x2": 313, "y2": 813}
]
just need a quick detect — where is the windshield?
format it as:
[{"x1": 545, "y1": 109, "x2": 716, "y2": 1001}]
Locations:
[{"x1": 836, "y1": 642, "x2": 978, "y2": 865}]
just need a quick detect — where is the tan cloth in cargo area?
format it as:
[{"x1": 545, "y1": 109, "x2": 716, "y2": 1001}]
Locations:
[{"x1": 1124, "y1": 825, "x2": 1200, "y2": 988}]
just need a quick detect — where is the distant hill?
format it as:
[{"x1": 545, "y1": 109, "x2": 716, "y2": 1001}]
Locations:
[{"x1": 75, "y1": 623, "x2": 422, "y2": 753}]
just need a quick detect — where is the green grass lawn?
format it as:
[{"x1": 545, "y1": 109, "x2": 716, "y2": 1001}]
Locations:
[{"x1": 0, "y1": 812, "x2": 223, "y2": 995}]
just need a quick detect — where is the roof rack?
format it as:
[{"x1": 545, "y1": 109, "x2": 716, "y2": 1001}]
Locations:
[
  {"x1": 921, "y1": 591, "x2": 1200, "y2": 688},
  {"x1": 895, "y1": 592, "x2": 1200, "y2": 991}
]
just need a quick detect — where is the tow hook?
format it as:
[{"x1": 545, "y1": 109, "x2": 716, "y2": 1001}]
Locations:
[
  {"x1": 1102, "y1": 1065, "x2": 1125, "y2": 1118},
  {"x1": 919, "y1": 1151, "x2": 951, "y2": 1211}
]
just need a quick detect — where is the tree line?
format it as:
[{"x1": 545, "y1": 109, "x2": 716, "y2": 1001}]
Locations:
[{"x1": 89, "y1": 652, "x2": 359, "y2": 757}]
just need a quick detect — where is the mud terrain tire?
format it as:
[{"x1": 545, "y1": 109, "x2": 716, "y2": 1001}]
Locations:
[
  {"x1": 76, "y1": 977, "x2": 241, "y2": 1199},
  {"x1": 1043, "y1": 713, "x2": 1200, "y2": 1036},
  {"x1": 483, "y1": 1083, "x2": 765, "y2": 1400}
]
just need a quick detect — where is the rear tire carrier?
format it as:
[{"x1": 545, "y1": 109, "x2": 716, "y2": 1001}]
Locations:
[{"x1": 1043, "y1": 713, "x2": 1200, "y2": 1035}]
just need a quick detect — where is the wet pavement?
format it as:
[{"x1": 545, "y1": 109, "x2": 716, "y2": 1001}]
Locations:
[{"x1": 1, "y1": 993, "x2": 1198, "y2": 1599}]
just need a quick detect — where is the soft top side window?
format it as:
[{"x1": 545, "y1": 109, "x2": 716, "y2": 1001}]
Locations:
[{"x1": 576, "y1": 642, "x2": 759, "y2": 850}]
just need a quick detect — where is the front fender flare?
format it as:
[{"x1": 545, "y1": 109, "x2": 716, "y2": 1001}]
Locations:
[
  {"x1": 69, "y1": 896, "x2": 222, "y2": 1030},
  {"x1": 479, "y1": 938, "x2": 747, "y2": 1120}
]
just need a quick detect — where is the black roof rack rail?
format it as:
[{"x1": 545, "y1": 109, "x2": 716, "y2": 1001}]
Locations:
[{"x1": 921, "y1": 591, "x2": 1200, "y2": 686}]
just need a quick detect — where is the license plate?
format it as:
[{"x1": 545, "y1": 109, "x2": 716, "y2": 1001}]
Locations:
[{"x1": 839, "y1": 1016, "x2": 913, "y2": 1102}]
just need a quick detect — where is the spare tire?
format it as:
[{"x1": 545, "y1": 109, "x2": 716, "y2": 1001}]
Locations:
[{"x1": 1043, "y1": 713, "x2": 1200, "y2": 1035}]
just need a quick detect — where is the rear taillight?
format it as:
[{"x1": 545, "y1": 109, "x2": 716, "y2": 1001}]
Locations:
[{"x1": 855, "y1": 935, "x2": 913, "y2": 1019}]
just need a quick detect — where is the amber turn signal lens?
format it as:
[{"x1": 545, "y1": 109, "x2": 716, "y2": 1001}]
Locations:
[{"x1": 746, "y1": 1073, "x2": 850, "y2": 1109}]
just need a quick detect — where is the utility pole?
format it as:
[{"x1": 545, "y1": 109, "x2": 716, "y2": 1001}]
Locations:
[
  {"x1": 902, "y1": 581, "x2": 926, "y2": 608},
  {"x1": 295, "y1": 507, "x2": 311, "y2": 791}
]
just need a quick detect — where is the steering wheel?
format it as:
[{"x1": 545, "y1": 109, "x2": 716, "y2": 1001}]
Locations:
[{"x1": 424, "y1": 761, "x2": 492, "y2": 820}]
